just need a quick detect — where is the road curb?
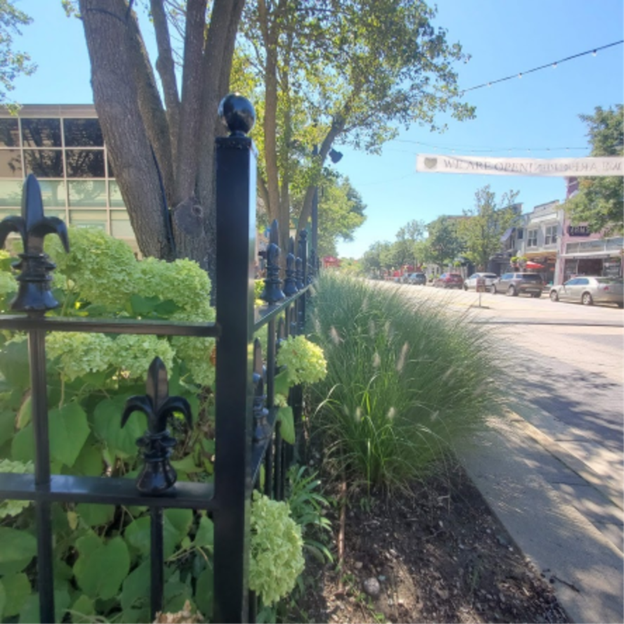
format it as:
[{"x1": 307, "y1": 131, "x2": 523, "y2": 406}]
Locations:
[{"x1": 506, "y1": 408, "x2": 624, "y2": 512}]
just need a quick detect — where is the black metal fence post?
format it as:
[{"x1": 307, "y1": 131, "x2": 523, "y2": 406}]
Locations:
[{"x1": 213, "y1": 94, "x2": 257, "y2": 623}]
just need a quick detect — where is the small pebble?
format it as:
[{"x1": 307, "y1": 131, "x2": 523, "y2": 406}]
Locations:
[
  {"x1": 378, "y1": 575, "x2": 386, "y2": 582},
  {"x1": 363, "y1": 577, "x2": 381, "y2": 598},
  {"x1": 354, "y1": 561, "x2": 363, "y2": 570}
]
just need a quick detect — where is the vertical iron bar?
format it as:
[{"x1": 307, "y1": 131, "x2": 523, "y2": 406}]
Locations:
[
  {"x1": 214, "y1": 97, "x2": 257, "y2": 624},
  {"x1": 29, "y1": 327, "x2": 54, "y2": 624},
  {"x1": 264, "y1": 318, "x2": 276, "y2": 498},
  {"x1": 274, "y1": 422, "x2": 283, "y2": 501},
  {"x1": 298, "y1": 232, "x2": 308, "y2": 333},
  {"x1": 150, "y1": 508, "x2": 164, "y2": 620}
]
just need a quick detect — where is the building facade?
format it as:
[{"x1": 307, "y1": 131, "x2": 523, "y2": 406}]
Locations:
[{"x1": 0, "y1": 105, "x2": 137, "y2": 251}]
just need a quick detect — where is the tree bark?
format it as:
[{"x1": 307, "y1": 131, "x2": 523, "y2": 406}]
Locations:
[{"x1": 79, "y1": 0, "x2": 175, "y2": 260}]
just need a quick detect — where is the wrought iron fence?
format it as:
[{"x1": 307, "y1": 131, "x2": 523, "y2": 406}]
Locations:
[{"x1": 0, "y1": 95, "x2": 314, "y2": 623}]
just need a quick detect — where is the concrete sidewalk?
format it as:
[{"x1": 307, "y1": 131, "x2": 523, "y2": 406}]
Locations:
[{"x1": 456, "y1": 411, "x2": 623, "y2": 624}]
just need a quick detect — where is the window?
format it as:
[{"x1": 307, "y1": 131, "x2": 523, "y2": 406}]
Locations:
[
  {"x1": 527, "y1": 229, "x2": 538, "y2": 247},
  {"x1": 66, "y1": 150, "x2": 105, "y2": 177},
  {"x1": 0, "y1": 150, "x2": 22, "y2": 177},
  {"x1": 63, "y1": 119, "x2": 103, "y2": 147},
  {"x1": 565, "y1": 278, "x2": 578, "y2": 286},
  {"x1": 545, "y1": 225, "x2": 557, "y2": 245},
  {"x1": 0, "y1": 119, "x2": 20, "y2": 147},
  {"x1": 516, "y1": 228, "x2": 524, "y2": 240},
  {"x1": 576, "y1": 278, "x2": 589, "y2": 285},
  {"x1": 21, "y1": 119, "x2": 62, "y2": 147},
  {"x1": 24, "y1": 150, "x2": 64, "y2": 177}
]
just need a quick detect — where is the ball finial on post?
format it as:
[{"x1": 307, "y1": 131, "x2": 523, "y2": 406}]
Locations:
[{"x1": 218, "y1": 93, "x2": 256, "y2": 136}]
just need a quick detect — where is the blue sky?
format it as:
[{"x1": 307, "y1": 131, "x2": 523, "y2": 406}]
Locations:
[{"x1": 10, "y1": 0, "x2": 624, "y2": 258}]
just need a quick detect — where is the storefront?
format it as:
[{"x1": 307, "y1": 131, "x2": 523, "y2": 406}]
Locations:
[
  {"x1": 560, "y1": 237, "x2": 623, "y2": 282},
  {"x1": 524, "y1": 252, "x2": 557, "y2": 284}
]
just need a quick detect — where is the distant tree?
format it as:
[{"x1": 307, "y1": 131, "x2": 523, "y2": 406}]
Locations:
[
  {"x1": 458, "y1": 185, "x2": 521, "y2": 270},
  {"x1": 0, "y1": 0, "x2": 36, "y2": 110},
  {"x1": 424, "y1": 216, "x2": 464, "y2": 267},
  {"x1": 564, "y1": 105, "x2": 623, "y2": 235},
  {"x1": 337, "y1": 257, "x2": 362, "y2": 275},
  {"x1": 393, "y1": 219, "x2": 426, "y2": 267},
  {"x1": 361, "y1": 240, "x2": 393, "y2": 272}
]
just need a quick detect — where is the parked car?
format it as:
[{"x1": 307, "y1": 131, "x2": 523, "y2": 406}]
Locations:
[
  {"x1": 407, "y1": 272, "x2": 427, "y2": 285},
  {"x1": 549, "y1": 276, "x2": 624, "y2": 308},
  {"x1": 491, "y1": 272, "x2": 544, "y2": 297},
  {"x1": 433, "y1": 273, "x2": 464, "y2": 289},
  {"x1": 463, "y1": 272, "x2": 498, "y2": 291}
]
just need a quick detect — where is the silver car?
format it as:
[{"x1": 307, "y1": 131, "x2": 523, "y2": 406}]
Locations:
[
  {"x1": 463, "y1": 272, "x2": 498, "y2": 291},
  {"x1": 549, "y1": 276, "x2": 624, "y2": 308}
]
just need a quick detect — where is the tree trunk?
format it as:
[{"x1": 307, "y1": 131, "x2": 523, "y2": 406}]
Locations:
[{"x1": 80, "y1": 0, "x2": 175, "y2": 260}]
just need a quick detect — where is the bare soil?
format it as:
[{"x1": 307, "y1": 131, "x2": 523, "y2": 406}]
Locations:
[{"x1": 291, "y1": 459, "x2": 569, "y2": 623}]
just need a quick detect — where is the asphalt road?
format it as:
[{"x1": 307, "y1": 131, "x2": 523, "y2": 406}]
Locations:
[{"x1": 387, "y1": 282, "x2": 624, "y2": 500}]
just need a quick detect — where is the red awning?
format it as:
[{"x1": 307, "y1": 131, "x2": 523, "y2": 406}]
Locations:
[{"x1": 525, "y1": 261, "x2": 544, "y2": 269}]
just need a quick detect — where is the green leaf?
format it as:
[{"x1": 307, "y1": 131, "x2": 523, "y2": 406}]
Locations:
[
  {"x1": 49, "y1": 403, "x2": 90, "y2": 468},
  {"x1": 195, "y1": 566, "x2": 213, "y2": 620},
  {"x1": 18, "y1": 589, "x2": 70, "y2": 624},
  {"x1": 1, "y1": 573, "x2": 31, "y2": 617},
  {"x1": 0, "y1": 580, "x2": 5, "y2": 621},
  {"x1": 278, "y1": 406, "x2": 295, "y2": 445},
  {"x1": 164, "y1": 579, "x2": 193, "y2": 614},
  {"x1": 170, "y1": 454, "x2": 201, "y2": 474},
  {"x1": 93, "y1": 395, "x2": 147, "y2": 459},
  {"x1": 0, "y1": 340, "x2": 29, "y2": 392},
  {"x1": 71, "y1": 443, "x2": 104, "y2": 477},
  {"x1": 73, "y1": 536, "x2": 130, "y2": 600},
  {"x1": 16, "y1": 395, "x2": 31, "y2": 429},
  {"x1": 130, "y1": 294, "x2": 161, "y2": 316},
  {"x1": 273, "y1": 370, "x2": 290, "y2": 397},
  {"x1": 0, "y1": 409, "x2": 15, "y2": 447},
  {"x1": 120, "y1": 559, "x2": 150, "y2": 613},
  {"x1": 123, "y1": 516, "x2": 151, "y2": 557},
  {"x1": 11, "y1": 424, "x2": 34, "y2": 463},
  {"x1": 193, "y1": 516, "x2": 214, "y2": 549},
  {"x1": 70, "y1": 595, "x2": 95, "y2": 623},
  {"x1": 0, "y1": 528, "x2": 37, "y2": 566},
  {"x1": 154, "y1": 299, "x2": 179, "y2": 316},
  {"x1": 164, "y1": 508, "x2": 193, "y2": 541},
  {"x1": 76, "y1": 503, "x2": 115, "y2": 528}
]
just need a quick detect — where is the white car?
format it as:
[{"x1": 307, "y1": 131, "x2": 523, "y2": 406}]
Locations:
[{"x1": 463, "y1": 272, "x2": 498, "y2": 291}]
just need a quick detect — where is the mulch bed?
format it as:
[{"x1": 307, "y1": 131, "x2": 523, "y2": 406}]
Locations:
[{"x1": 290, "y1": 458, "x2": 569, "y2": 623}]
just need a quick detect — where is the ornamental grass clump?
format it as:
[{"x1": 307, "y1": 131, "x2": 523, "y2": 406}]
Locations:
[{"x1": 310, "y1": 272, "x2": 504, "y2": 492}]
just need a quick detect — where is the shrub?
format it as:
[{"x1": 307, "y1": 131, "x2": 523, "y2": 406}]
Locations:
[{"x1": 310, "y1": 272, "x2": 503, "y2": 493}]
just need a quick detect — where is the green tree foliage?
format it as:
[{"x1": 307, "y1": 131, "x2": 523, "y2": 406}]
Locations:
[
  {"x1": 564, "y1": 105, "x2": 624, "y2": 235},
  {"x1": 361, "y1": 240, "x2": 393, "y2": 273},
  {"x1": 392, "y1": 220, "x2": 426, "y2": 267},
  {"x1": 424, "y1": 215, "x2": 464, "y2": 267},
  {"x1": 0, "y1": 0, "x2": 36, "y2": 109},
  {"x1": 315, "y1": 173, "x2": 366, "y2": 258},
  {"x1": 237, "y1": 0, "x2": 474, "y2": 247},
  {"x1": 458, "y1": 185, "x2": 521, "y2": 270}
]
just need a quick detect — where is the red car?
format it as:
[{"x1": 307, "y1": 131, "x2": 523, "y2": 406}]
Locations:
[{"x1": 433, "y1": 273, "x2": 464, "y2": 289}]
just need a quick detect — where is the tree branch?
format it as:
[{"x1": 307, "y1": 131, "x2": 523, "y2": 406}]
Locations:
[{"x1": 150, "y1": 0, "x2": 181, "y2": 171}]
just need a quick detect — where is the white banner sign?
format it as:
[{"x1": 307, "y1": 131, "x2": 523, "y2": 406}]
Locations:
[{"x1": 416, "y1": 154, "x2": 624, "y2": 177}]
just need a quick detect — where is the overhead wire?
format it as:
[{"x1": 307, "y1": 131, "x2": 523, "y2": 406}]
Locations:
[{"x1": 460, "y1": 40, "x2": 623, "y2": 94}]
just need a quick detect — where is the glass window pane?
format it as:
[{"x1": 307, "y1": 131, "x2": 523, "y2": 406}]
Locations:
[
  {"x1": 43, "y1": 209, "x2": 67, "y2": 221},
  {"x1": 68, "y1": 180, "x2": 107, "y2": 207},
  {"x1": 0, "y1": 150, "x2": 22, "y2": 177},
  {"x1": 0, "y1": 180, "x2": 22, "y2": 206},
  {"x1": 111, "y1": 211, "x2": 134, "y2": 238},
  {"x1": 70, "y1": 209, "x2": 107, "y2": 230},
  {"x1": 0, "y1": 119, "x2": 20, "y2": 147},
  {"x1": 21, "y1": 118, "x2": 62, "y2": 147},
  {"x1": 39, "y1": 180, "x2": 66, "y2": 208},
  {"x1": 66, "y1": 150, "x2": 105, "y2": 178},
  {"x1": 63, "y1": 118, "x2": 103, "y2": 147},
  {"x1": 109, "y1": 180, "x2": 124, "y2": 207},
  {"x1": 24, "y1": 150, "x2": 64, "y2": 177}
]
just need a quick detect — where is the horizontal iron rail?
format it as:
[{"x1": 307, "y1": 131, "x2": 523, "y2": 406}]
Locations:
[
  {"x1": 0, "y1": 315, "x2": 219, "y2": 337},
  {"x1": 0, "y1": 473, "x2": 216, "y2": 509},
  {"x1": 253, "y1": 285, "x2": 311, "y2": 332},
  {"x1": 250, "y1": 406, "x2": 278, "y2": 486}
]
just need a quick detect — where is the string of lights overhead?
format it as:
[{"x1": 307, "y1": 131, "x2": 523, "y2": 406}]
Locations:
[{"x1": 460, "y1": 40, "x2": 623, "y2": 94}]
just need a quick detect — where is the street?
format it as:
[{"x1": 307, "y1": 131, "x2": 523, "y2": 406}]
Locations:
[{"x1": 387, "y1": 282, "x2": 624, "y2": 535}]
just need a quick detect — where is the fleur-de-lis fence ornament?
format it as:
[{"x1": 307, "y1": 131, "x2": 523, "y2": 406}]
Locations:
[
  {"x1": 283, "y1": 237, "x2": 298, "y2": 297},
  {"x1": 0, "y1": 174, "x2": 69, "y2": 312},
  {"x1": 121, "y1": 358, "x2": 192, "y2": 494},
  {"x1": 261, "y1": 219, "x2": 285, "y2": 304},
  {"x1": 252, "y1": 339, "x2": 271, "y2": 444}
]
